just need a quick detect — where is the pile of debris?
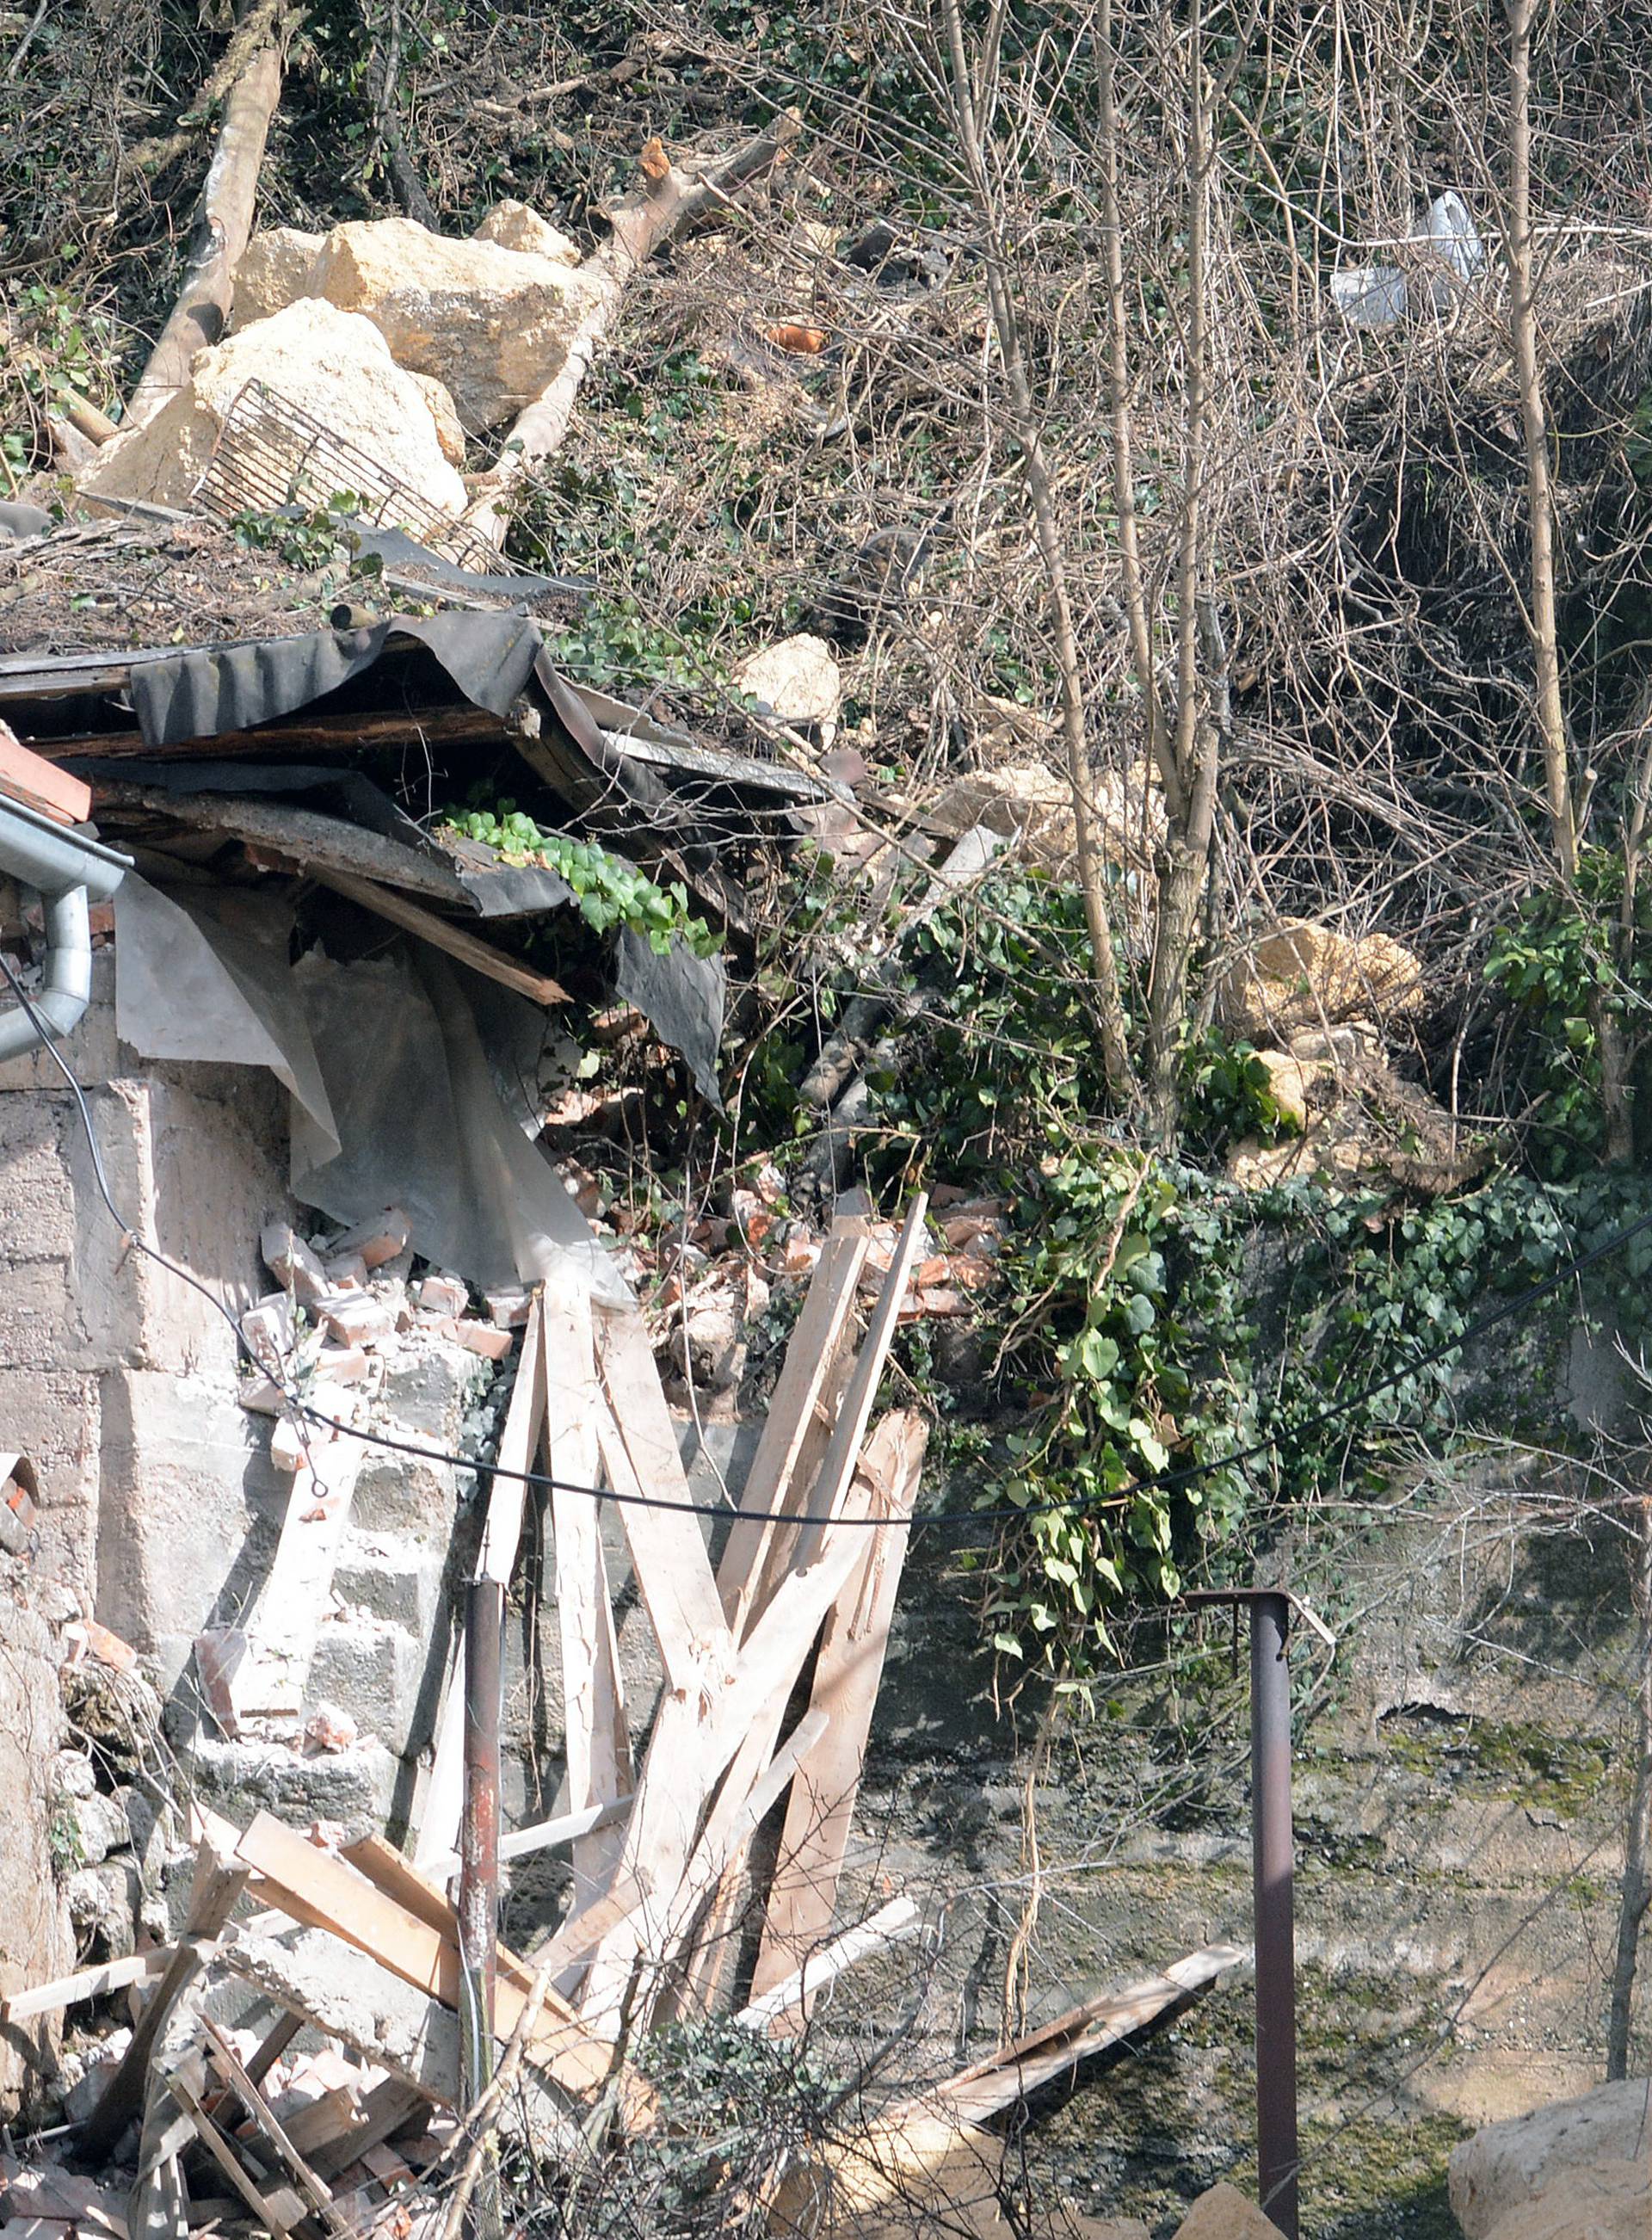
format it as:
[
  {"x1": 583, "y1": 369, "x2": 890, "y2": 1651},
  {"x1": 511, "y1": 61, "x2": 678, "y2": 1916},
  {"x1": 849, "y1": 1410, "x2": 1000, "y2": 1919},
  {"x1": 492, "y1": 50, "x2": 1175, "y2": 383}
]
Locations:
[{"x1": 0, "y1": 1191, "x2": 1246, "y2": 2239}]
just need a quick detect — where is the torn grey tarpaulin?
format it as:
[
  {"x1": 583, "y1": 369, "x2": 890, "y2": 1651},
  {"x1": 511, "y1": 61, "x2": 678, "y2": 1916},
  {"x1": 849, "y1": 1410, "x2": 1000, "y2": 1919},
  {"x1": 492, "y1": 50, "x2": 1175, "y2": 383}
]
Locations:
[
  {"x1": 615, "y1": 929, "x2": 725, "y2": 1110},
  {"x1": 291, "y1": 944, "x2": 627, "y2": 1304},
  {"x1": 114, "y1": 877, "x2": 340, "y2": 1159},
  {"x1": 348, "y1": 522, "x2": 589, "y2": 602},
  {"x1": 114, "y1": 874, "x2": 623, "y2": 1303},
  {"x1": 130, "y1": 611, "x2": 546, "y2": 749}
]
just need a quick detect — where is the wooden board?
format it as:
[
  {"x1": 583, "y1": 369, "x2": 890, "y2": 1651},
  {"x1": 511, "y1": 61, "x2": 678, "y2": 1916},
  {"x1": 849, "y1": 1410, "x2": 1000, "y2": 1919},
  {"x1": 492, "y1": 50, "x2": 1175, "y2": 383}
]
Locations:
[
  {"x1": 783, "y1": 1195, "x2": 928, "y2": 1577},
  {"x1": 309, "y1": 867, "x2": 569, "y2": 1009},
  {"x1": 737, "y1": 1896, "x2": 922, "y2": 2033},
  {"x1": 548, "y1": 1288, "x2": 632, "y2": 1904},
  {"x1": 715, "y1": 1219, "x2": 870, "y2": 1640},
  {"x1": 594, "y1": 1306, "x2": 730, "y2": 1694},
  {"x1": 475, "y1": 1292, "x2": 545, "y2": 1585},
  {"x1": 747, "y1": 1409, "x2": 927, "y2": 2009},
  {"x1": 228, "y1": 1435, "x2": 363, "y2": 1724},
  {"x1": 235, "y1": 1813, "x2": 650, "y2": 2124},
  {"x1": 3, "y1": 1947, "x2": 170, "y2": 2021}
]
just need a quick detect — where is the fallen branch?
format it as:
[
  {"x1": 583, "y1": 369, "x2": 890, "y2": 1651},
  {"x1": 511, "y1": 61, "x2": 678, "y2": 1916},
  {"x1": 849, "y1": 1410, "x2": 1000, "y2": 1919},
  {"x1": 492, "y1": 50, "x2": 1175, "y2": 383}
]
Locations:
[
  {"x1": 124, "y1": 7, "x2": 290, "y2": 432},
  {"x1": 465, "y1": 110, "x2": 801, "y2": 543}
]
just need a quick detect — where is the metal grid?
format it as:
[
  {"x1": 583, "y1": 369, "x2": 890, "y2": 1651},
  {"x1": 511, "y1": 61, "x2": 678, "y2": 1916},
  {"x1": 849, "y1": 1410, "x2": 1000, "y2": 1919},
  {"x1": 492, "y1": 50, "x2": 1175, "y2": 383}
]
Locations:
[{"x1": 192, "y1": 379, "x2": 498, "y2": 571}]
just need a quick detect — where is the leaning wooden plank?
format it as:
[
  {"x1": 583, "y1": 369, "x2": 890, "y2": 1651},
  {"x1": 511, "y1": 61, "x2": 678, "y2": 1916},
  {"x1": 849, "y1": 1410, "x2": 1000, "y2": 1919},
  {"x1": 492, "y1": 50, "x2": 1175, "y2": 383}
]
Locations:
[
  {"x1": 420, "y1": 1795, "x2": 632, "y2": 1881},
  {"x1": 234, "y1": 1814, "x2": 650, "y2": 2122},
  {"x1": 310, "y1": 868, "x2": 570, "y2": 1009},
  {"x1": 410, "y1": 1639, "x2": 467, "y2": 1872},
  {"x1": 3, "y1": 1946, "x2": 170, "y2": 2021},
  {"x1": 342, "y1": 1834, "x2": 539, "y2": 1996},
  {"x1": 310, "y1": 2078, "x2": 428, "y2": 2181},
  {"x1": 593, "y1": 1305, "x2": 730, "y2": 1693},
  {"x1": 716, "y1": 1219, "x2": 870, "y2": 1640},
  {"x1": 737, "y1": 1896, "x2": 922, "y2": 2033},
  {"x1": 551, "y1": 1287, "x2": 632, "y2": 1901},
  {"x1": 80, "y1": 1837, "x2": 249, "y2": 2156},
  {"x1": 243, "y1": 2009, "x2": 304, "y2": 2088},
  {"x1": 474, "y1": 1291, "x2": 546, "y2": 1586},
  {"x1": 782, "y1": 1195, "x2": 928, "y2": 1579},
  {"x1": 200, "y1": 2019, "x2": 348, "y2": 2235},
  {"x1": 747, "y1": 1410, "x2": 928, "y2": 2008},
  {"x1": 579, "y1": 1476, "x2": 878, "y2": 2032},
  {"x1": 229, "y1": 1436, "x2": 363, "y2": 1724}
]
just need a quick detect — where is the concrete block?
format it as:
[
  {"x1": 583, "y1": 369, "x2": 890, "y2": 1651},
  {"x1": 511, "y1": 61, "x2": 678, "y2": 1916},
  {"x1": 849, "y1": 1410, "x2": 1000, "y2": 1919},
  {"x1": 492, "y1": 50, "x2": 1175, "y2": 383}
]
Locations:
[
  {"x1": 350, "y1": 1447, "x2": 463, "y2": 1539},
  {"x1": 306, "y1": 1614, "x2": 424, "y2": 1756},
  {"x1": 95, "y1": 1365, "x2": 287, "y2": 1687},
  {"x1": 334, "y1": 1528, "x2": 442, "y2": 1637},
  {"x1": 0, "y1": 1367, "x2": 101, "y2": 1595},
  {"x1": 185, "y1": 1731, "x2": 399, "y2": 1829},
  {"x1": 379, "y1": 1335, "x2": 489, "y2": 1441}
]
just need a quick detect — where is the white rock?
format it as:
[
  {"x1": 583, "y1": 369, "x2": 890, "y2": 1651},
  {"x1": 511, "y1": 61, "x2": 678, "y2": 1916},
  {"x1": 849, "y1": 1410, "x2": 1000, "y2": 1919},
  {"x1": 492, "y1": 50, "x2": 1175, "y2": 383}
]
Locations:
[
  {"x1": 302, "y1": 217, "x2": 595, "y2": 431},
  {"x1": 1169, "y1": 2186, "x2": 1282, "y2": 2240},
  {"x1": 234, "y1": 225, "x2": 326, "y2": 326},
  {"x1": 77, "y1": 299, "x2": 469, "y2": 521},
  {"x1": 407, "y1": 371, "x2": 467, "y2": 466},
  {"x1": 1449, "y1": 2079, "x2": 1652, "y2": 2240},
  {"x1": 733, "y1": 634, "x2": 842, "y2": 739},
  {"x1": 1219, "y1": 918, "x2": 1424, "y2": 1041},
  {"x1": 473, "y1": 199, "x2": 581, "y2": 266}
]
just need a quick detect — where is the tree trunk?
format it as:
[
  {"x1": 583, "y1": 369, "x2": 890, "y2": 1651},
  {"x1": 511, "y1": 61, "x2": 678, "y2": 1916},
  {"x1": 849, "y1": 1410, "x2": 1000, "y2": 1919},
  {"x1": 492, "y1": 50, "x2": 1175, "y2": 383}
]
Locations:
[
  {"x1": 1143, "y1": 0, "x2": 1219, "y2": 1147},
  {"x1": 465, "y1": 114, "x2": 799, "y2": 545},
  {"x1": 1506, "y1": 0, "x2": 1577, "y2": 884},
  {"x1": 938, "y1": 0, "x2": 1137, "y2": 1106},
  {"x1": 1606, "y1": 1497, "x2": 1652, "y2": 2079},
  {"x1": 125, "y1": 24, "x2": 286, "y2": 431}
]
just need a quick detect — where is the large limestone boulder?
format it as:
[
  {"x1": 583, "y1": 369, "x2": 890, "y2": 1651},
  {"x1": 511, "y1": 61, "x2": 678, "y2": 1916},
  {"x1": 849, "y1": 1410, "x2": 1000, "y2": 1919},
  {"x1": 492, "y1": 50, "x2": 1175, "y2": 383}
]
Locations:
[
  {"x1": 233, "y1": 225, "x2": 325, "y2": 326},
  {"x1": 1169, "y1": 2184, "x2": 1284, "y2": 2240},
  {"x1": 733, "y1": 633, "x2": 842, "y2": 740},
  {"x1": 77, "y1": 299, "x2": 469, "y2": 521},
  {"x1": 472, "y1": 198, "x2": 581, "y2": 265},
  {"x1": 1478, "y1": 2163, "x2": 1649, "y2": 2240},
  {"x1": 300, "y1": 217, "x2": 594, "y2": 431},
  {"x1": 1448, "y1": 2079, "x2": 1652, "y2": 2240},
  {"x1": 919, "y1": 760, "x2": 1165, "y2": 880},
  {"x1": 1220, "y1": 918, "x2": 1423, "y2": 1041}
]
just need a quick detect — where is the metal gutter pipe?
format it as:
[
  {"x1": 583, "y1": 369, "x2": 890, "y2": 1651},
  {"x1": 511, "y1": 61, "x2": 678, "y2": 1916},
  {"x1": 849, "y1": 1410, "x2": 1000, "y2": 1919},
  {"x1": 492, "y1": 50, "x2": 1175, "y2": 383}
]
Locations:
[{"x1": 0, "y1": 797, "x2": 130, "y2": 1059}]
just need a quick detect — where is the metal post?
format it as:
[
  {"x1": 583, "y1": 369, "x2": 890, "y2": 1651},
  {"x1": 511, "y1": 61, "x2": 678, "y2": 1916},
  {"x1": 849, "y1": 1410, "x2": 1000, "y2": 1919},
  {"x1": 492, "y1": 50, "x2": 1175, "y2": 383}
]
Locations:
[
  {"x1": 1250, "y1": 1591, "x2": 1299, "y2": 2240},
  {"x1": 458, "y1": 1575, "x2": 503, "y2": 2240}
]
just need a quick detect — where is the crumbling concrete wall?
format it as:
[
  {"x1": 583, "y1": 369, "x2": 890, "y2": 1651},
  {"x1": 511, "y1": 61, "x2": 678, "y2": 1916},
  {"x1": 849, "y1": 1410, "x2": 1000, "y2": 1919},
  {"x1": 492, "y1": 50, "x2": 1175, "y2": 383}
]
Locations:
[{"x1": 0, "y1": 951, "x2": 292, "y2": 1679}]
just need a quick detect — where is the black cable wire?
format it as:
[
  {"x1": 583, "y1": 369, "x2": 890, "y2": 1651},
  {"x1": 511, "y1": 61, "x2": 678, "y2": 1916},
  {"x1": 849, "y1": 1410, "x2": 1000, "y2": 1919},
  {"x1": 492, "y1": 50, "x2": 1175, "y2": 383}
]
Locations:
[{"x1": 9, "y1": 943, "x2": 1652, "y2": 1537}]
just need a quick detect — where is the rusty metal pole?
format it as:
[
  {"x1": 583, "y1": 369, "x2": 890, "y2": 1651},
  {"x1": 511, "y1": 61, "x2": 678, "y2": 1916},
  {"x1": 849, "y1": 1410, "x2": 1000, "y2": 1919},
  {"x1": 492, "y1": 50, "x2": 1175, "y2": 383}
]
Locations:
[
  {"x1": 1250, "y1": 1591, "x2": 1298, "y2": 2240},
  {"x1": 459, "y1": 1576, "x2": 503, "y2": 2085},
  {"x1": 458, "y1": 1573, "x2": 503, "y2": 2240}
]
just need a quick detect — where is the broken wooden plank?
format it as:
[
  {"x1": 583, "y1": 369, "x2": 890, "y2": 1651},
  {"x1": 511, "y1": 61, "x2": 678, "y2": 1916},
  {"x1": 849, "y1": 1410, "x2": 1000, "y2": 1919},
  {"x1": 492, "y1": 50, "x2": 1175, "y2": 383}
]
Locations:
[
  {"x1": 309, "y1": 2078, "x2": 428, "y2": 2181},
  {"x1": 200, "y1": 2019, "x2": 348, "y2": 2236},
  {"x1": 410, "y1": 1639, "x2": 467, "y2": 1873},
  {"x1": 228, "y1": 1437, "x2": 363, "y2": 1725},
  {"x1": 2, "y1": 1946, "x2": 170, "y2": 2022},
  {"x1": 715, "y1": 1218, "x2": 870, "y2": 1640},
  {"x1": 737, "y1": 1896, "x2": 922, "y2": 2033},
  {"x1": 234, "y1": 1814, "x2": 649, "y2": 2121},
  {"x1": 279, "y1": 2083, "x2": 364, "y2": 2160},
  {"x1": 593, "y1": 1305, "x2": 731, "y2": 1694},
  {"x1": 310, "y1": 867, "x2": 570, "y2": 1009},
  {"x1": 243, "y1": 2009, "x2": 304, "y2": 2089},
  {"x1": 165, "y1": 2058, "x2": 302, "y2": 2237},
  {"x1": 551, "y1": 1287, "x2": 632, "y2": 1904},
  {"x1": 747, "y1": 1409, "x2": 928, "y2": 2009},
  {"x1": 80, "y1": 1837, "x2": 249, "y2": 2156}
]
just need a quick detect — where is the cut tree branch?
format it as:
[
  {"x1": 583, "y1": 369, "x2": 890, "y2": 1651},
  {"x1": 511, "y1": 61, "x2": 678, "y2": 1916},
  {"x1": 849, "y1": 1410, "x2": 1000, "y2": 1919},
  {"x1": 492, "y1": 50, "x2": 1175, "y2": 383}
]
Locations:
[
  {"x1": 465, "y1": 111, "x2": 801, "y2": 544},
  {"x1": 123, "y1": 5, "x2": 290, "y2": 433}
]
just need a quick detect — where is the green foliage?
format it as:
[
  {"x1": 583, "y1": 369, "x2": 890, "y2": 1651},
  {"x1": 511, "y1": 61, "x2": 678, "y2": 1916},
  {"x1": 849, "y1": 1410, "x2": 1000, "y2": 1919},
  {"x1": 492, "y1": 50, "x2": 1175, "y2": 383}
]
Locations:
[
  {"x1": 230, "y1": 491, "x2": 387, "y2": 577},
  {"x1": 445, "y1": 802, "x2": 718, "y2": 957},
  {"x1": 2, "y1": 281, "x2": 122, "y2": 486},
  {"x1": 1483, "y1": 845, "x2": 1652, "y2": 1175}
]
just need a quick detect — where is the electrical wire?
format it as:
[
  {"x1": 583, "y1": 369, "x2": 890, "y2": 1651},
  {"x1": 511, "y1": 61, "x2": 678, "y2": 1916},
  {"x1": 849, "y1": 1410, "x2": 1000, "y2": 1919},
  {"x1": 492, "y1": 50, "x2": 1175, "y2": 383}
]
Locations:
[{"x1": 8, "y1": 945, "x2": 1652, "y2": 1539}]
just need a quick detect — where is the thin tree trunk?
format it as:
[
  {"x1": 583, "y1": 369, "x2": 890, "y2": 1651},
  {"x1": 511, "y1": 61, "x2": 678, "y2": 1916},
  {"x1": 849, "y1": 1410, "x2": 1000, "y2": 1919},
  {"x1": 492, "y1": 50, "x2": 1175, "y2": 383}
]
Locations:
[
  {"x1": 939, "y1": 0, "x2": 1137, "y2": 1105},
  {"x1": 125, "y1": 22, "x2": 287, "y2": 430},
  {"x1": 1145, "y1": 0, "x2": 1220, "y2": 1145},
  {"x1": 465, "y1": 114, "x2": 800, "y2": 545},
  {"x1": 1506, "y1": 0, "x2": 1576, "y2": 884},
  {"x1": 1606, "y1": 1496, "x2": 1652, "y2": 2078}
]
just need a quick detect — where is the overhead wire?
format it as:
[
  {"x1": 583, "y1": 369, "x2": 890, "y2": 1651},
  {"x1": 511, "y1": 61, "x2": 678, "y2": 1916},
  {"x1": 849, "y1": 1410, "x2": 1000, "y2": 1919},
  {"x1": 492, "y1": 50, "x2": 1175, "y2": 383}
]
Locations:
[{"x1": 6, "y1": 943, "x2": 1652, "y2": 1539}]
